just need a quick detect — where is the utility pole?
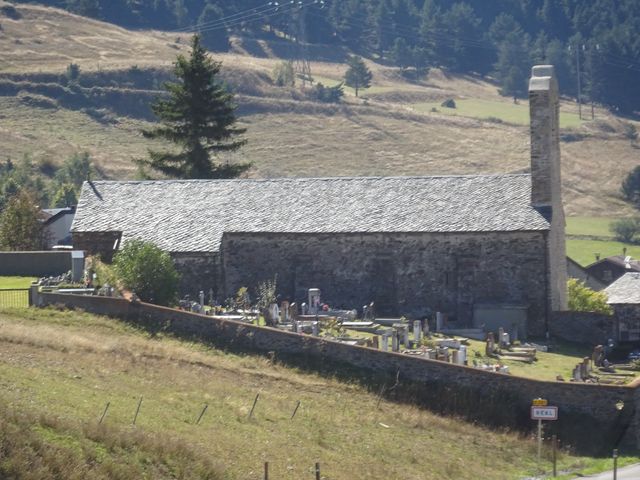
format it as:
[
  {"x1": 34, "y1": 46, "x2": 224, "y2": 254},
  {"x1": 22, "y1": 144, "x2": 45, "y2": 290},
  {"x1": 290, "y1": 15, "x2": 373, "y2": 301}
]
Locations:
[
  {"x1": 576, "y1": 44, "x2": 582, "y2": 120},
  {"x1": 294, "y1": 4, "x2": 312, "y2": 88}
]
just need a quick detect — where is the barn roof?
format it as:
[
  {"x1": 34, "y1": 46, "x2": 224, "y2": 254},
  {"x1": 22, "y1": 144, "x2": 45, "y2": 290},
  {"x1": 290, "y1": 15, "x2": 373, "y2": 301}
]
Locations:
[
  {"x1": 605, "y1": 272, "x2": 640, "y2": 304},
  {"x1": 71, "y1": 175, "x2": 550, "y2": 253}
]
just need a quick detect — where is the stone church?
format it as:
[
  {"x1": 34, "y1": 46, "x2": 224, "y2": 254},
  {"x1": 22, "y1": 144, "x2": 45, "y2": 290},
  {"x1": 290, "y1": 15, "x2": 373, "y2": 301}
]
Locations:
[{"x1": 72, "y1": 65, "x2": 567, "y2": 336}]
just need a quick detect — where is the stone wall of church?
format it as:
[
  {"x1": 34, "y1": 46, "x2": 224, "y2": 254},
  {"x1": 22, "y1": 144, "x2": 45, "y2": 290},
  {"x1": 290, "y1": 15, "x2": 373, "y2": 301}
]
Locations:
[
  {"x1": 221, "y1": 231, "x2": 550, "y2": 335},
  {"x1": 171, "y1": 252, "x2": 221, "y2": 300}
]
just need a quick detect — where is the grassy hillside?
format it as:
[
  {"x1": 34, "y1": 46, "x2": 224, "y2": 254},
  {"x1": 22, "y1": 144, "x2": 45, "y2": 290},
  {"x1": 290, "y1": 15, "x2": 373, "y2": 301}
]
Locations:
[
  {"x1": 566, "y1": 216, "x2": 640, "y2": 266},
  {"x1": 0, "y1": 1, "x2": 639, "y2": 218},
  {"x1": 0, "y1": 306, "x2": 635, "y2": 479}
]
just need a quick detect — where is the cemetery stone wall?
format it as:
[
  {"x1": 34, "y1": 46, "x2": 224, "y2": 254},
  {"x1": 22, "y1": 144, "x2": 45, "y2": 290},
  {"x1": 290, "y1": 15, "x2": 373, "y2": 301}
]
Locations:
[
  {"x1": 35, "y1": 292, "x2": 639, "y2": 453},
  {"x1": 221, "y1": 231, "x2": 549, "y2": 335}
]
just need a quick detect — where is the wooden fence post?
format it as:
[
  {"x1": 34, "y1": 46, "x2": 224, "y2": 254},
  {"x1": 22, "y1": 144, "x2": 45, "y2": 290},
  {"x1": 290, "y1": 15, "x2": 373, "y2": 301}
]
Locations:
[{"x1": 99, "y1": 402, "x2": 110, "y2": 424}]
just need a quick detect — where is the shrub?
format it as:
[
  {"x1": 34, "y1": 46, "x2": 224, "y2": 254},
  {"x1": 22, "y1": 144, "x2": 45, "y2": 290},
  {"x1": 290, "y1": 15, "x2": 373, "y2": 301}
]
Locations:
[
  {"x1": 113, "y1": 240, "x2": 179, "y2": 306},
  {"x1": 272, "y1": 61, "x2": 295, "y2": 87},
  {"x1": 623, "y1": 122, "x2": 638, "y2": 142},
  {"x1": 0, "y1": 190, "x2": 47, "y2": 251},
  {"x1": 610, "y1": 218, "x2": 640, "y2": 243},
  {"x1": 567, "y1": 278, "x2": 612, "y2": 314},
  {"x1": 309, "y1": 82, "x2": 344, "y2": 103},
  {"x1": 441, "y1": 98, "x2": 456, "y2": 108},
  {"x1": 0, "y1": 5, "x2": 21, "y2": 20},
  {"x1": 622, "y1": 166, "x2": 640, "y2": 207},
  {"x1": 66, "y1": 63, "x2": 81, "y2": 83}
]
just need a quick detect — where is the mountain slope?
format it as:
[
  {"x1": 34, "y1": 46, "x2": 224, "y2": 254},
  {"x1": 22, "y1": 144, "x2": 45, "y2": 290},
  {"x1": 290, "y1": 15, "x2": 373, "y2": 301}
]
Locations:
[{"x1": 0, "y1": 1, "x2": 638, "y2": 216}]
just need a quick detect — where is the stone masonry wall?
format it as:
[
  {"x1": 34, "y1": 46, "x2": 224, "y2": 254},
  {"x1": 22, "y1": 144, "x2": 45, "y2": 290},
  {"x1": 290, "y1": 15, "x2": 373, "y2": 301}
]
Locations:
[
  {"x1": 171, "y1": 252, "x2": 221, "y2": 299},
  {"x1": 221, "y1": 231, "x2": 550, "y2": 335},
  {"x1": 550, "y1": 311, "x2": 616, "y2": 345},
  {"x1": 35, "y1": 292, "x2": 639, "y2": 454},
  {"x1": 73, "y1": 231, "x2": 121, "y2": 262},
  {"x1": 612, "y1": 304, "x2": 640, "y2": 342}
]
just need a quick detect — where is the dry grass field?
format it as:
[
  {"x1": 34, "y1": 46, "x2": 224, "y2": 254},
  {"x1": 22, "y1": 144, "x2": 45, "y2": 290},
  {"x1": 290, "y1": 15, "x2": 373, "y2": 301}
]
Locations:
[
  {"x1": 1, "y1": 306, "x2": 636, "y2": 479},
  {"x1": 0, "y1": 0, "x2": 639, "y2": 218}
]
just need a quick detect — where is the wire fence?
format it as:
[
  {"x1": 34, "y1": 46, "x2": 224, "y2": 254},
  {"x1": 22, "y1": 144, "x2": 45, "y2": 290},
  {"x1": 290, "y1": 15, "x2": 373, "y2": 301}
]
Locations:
[{"x1": 0, "y1": 289, "x2": 29, "y2": 308}]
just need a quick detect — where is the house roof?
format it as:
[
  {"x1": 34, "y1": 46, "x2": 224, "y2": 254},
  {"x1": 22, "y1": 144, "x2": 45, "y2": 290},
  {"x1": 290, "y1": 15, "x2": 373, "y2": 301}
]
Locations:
[
  {"x1": 71, "y1": 175, "x2": 550, "y2": 253},
  {"x1": 41, "y1": 206, "x2": 75, "y2": 225},
  {"x1": 585, "y1": 255, "x2": 640, "y2": 272},
  {"x1": 605, "y1": 272, "x2": 640, "y2": 304}
]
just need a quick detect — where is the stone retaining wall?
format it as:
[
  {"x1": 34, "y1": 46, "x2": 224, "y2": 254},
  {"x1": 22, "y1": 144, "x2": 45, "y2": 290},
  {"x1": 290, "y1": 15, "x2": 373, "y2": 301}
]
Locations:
[{"x1": 35, "y1": 292, "x2": 639, "y2": 454}]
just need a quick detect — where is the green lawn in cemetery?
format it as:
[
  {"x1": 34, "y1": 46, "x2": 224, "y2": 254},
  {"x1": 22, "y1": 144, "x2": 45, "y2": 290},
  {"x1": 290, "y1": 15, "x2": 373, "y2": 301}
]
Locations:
[
  {"x1": 412, "y1": 98, "x2": 584, "y2": 127},
  {"x1": 0, "y1": 276, "x2": 36, "y2": 289},
  {"x1": 339, "y1": 329, "x2": 605, "y2": 383},
  {"x1": 462, "y1": 337, "x2": 602, "y2": 382}
]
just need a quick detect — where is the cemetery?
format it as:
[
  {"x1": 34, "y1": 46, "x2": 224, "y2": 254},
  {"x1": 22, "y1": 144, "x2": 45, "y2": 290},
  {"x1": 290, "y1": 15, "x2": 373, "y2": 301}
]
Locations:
[{"x1": 171, "y1": 285, "x2": 639, "y2": 386}]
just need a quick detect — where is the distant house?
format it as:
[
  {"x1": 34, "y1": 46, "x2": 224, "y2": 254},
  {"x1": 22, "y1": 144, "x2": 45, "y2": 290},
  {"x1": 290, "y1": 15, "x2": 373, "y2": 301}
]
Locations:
[
  {"x1": 585, "y1": 255, "x2": 640, "y2": 287},
  {"x1": 605, "y1": 272, "x2": 640, "y2": 342},
  {"x1": 567, "y1": 257, "x2": 607, "y2": 291},
  {"x1": 70, "y1": 66, "x2": 568, "y2": 338},
  {"x1": 41, "y1": 206, "x2": 75, "y2": 249}
]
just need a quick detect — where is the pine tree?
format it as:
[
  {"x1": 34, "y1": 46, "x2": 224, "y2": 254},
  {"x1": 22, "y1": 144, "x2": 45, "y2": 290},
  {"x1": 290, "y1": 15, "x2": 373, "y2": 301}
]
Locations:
[
  {"x1": 142, "y1": 35, "x2": 249, "y2": 179},
  {"x1": 344, "y1": 55, "x2": 372, "y2": 97}
]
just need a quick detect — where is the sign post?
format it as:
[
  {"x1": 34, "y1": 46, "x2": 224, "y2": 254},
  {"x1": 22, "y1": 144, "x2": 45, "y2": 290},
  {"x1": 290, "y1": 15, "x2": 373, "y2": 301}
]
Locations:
[{"x1": 531, "y1": 398, "x2": 558, "y2": 469}]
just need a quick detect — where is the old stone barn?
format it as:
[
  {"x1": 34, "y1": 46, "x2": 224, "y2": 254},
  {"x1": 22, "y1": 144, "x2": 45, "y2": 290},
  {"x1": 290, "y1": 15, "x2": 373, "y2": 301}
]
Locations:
[{"x1": 72, "y1": 66, "x2": 567, "y2": 336}]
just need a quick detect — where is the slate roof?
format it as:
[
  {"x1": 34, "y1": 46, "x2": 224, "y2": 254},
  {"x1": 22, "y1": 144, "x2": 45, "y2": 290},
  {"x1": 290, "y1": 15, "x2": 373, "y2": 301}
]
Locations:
[
  {"x1": 585, "y1": 255, "x2": 640, "y2": 272},
  {"x1": 71, "y1": 175, "x2": 550, "y2": 253},
  {"x1": 605, "y1": 272, "x2": 640, "y2": 304}
]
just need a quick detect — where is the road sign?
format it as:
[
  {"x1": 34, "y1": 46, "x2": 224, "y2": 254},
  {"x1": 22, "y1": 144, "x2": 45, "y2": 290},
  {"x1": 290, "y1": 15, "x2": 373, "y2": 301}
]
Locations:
[
  {"x1": 532, "y1": 398, "x2": 548, "y2": 406},
  {"x1": 531, "y1": 406, "x2": 558, "y2": 420}
]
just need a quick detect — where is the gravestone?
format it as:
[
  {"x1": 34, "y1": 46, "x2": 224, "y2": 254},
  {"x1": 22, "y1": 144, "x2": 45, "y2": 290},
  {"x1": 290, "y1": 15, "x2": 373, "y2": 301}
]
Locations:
[
  {"x1": 199, "y1": 290, "x2": 205, "y2": 308},
  {"x1": 269, "y1": 303, "x2": 280, "y2": 325},
  {"x1": 582, "y1": 357, "x2": 591, "y2": 376},
  {"x1": 436, "y1": 312, "x2": 444, "y2": 332},
  {"x1": 308, "y1": 288, "x2": 321, "y2": 315},
  {"x1": 459, "y1": 345, "x2": 468, "y2": 365},
  {"x1": 572, "y1": 364, "x2": 582, "y2": 382},
  {"x1": 592, "y1": 345, "x2": 604, "y2": 367},
  {"x1": 281, "y1": 300, "x2": 290, "y2": 323},
  {"x1": 451, "y1": 350, "x2": 460, "y2": 365},
  {"x1": 413, "y1": 320, "x2": 422, "y2": 343},
  {"x1": 288, "y1": 302, "x2": 298, "y2": 321},
  {"x1": 498, "y1": 327, "x2": 505, "y2": 347},
  {"x1": 381, "y1": 332, "x2": 390, "y2": 352},
  {"x1": 486, "y1": 332, "x2": 495, "y2": 356},
  {"x1": 391, "y1": 331, "x2": 399, "y2": 352}
]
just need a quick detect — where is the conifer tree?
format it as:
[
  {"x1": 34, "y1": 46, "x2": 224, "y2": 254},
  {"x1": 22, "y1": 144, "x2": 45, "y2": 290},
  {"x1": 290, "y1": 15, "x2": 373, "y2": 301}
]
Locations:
[
  {"x1": 344, "y1": 55, "x2": 372, "y2": 97},
  {"x1": 142, "y1": 35, "x2": 249, "y2": 179}
]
